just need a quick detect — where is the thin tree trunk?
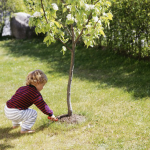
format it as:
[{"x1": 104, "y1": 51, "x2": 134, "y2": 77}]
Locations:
[{"x1": 67, "y1": 46, "x2": 75, "y2": 116}]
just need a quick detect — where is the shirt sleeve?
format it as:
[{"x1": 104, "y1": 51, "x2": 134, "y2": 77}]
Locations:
[{"x1": 32, "y1": 94, "x2": 53, "y2": 116}]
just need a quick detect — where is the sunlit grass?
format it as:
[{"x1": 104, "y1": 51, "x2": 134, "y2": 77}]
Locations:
[{"x1": 1, "y1": 38, "x2": 150, "y2": 149}]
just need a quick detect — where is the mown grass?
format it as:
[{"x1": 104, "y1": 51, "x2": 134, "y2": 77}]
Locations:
[{"x1": 1, "y1": 37, "x2": 150, "y2": 150}]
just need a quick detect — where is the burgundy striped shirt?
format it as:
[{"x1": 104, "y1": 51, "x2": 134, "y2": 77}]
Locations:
[{"x1": 6, "y1": 85, "x2": 53, "y2": 116}]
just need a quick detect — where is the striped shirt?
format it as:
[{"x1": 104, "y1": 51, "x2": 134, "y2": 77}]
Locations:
[{"x1": 6, "y1": 85, "x2": 53, "y2": 116}]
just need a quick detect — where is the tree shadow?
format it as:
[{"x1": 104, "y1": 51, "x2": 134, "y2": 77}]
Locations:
[
  {"x1": 36, "y1": 121, "x2": 55, "y2": 132},
  {"x1": 2, "y1": 38, "x2": 150, "y2": 99}
]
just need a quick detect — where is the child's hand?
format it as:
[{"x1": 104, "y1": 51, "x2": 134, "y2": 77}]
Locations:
[{"x1": 48, "y1": 115, "x2": 58, "y2": 121}]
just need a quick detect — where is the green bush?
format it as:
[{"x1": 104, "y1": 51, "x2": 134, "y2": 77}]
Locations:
[{"x1": 103, "y1": 0, "x2": 150, "y2": 58}]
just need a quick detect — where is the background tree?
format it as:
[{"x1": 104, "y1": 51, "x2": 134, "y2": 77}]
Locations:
[{"x1": 27, "y1": 0, "x2": 113, "y2": 116}]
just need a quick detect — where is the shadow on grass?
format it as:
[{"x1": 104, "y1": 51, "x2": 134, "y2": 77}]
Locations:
[
  {"x1": 0, "y1": 127, "x2": 20, "y2": 150},
  {"x1": 0, "y1": 122, "x2": 54, "y2": 150},
  {"x1": 1, "y1": 38, "x2": 150, "y2": 99}
]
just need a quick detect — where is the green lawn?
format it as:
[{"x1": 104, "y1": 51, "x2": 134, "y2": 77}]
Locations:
[{"x1": 0, "y1": 38, "x2": 150, "y2": 150}]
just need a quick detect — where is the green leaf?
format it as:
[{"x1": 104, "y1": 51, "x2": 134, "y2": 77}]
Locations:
[
  {"x1": 63, "y1": 7, "x2": 67, "y2": 13},
  {"x1": 99, "y1": 30, "x2": 105, "y2": 37},
  {"x1": 107, "y1": 13, "x2": 113, "y2": 20},
  {"x1": 53, "y1": 20, "x2": 62, "y2": 28}
]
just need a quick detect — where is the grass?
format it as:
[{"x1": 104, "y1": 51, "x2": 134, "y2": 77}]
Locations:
[{"x1": 1, "y1": 37, "x2": 150, "y2": 149}]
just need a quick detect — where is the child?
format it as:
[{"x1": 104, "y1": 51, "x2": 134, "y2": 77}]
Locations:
[{"x1": 4, "y1": 69, "x2": 58, "y2": 134}]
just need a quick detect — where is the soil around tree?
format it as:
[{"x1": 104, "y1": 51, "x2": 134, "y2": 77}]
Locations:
[{"x1": 57, "y1": 114, "x2": 86, "y2": 124}]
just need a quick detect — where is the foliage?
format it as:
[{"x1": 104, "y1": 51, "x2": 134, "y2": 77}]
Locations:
[
  {"x1": 0, "y1": 0, "x2": 29, "y2": 36},
  {"x1": 103, "y1": 0, "x2": 150, "y2": 58},
  {"x1": 5, "y1": 0, "x2": 28, "y2": 13},
  {"x1": 27, "y1": 0, "x2": 113, "y2": 48}
]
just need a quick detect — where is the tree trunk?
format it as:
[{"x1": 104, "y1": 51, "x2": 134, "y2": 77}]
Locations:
[{"x1": 67, "y1": 46, "x2": 75, "y2": 116}]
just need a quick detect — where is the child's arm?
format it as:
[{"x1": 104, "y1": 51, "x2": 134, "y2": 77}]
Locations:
[{"x1": 33, "y1": 94, "x2": 54, "y2": 116}]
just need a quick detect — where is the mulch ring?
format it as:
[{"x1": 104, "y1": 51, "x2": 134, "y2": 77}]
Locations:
[{"x1": 57, "y1": 114, "x2": 86, "y2": 124}]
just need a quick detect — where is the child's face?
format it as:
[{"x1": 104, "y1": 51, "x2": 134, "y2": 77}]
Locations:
[{"x1": 36, "y1": 83, "x2": 45, "y2": 92}]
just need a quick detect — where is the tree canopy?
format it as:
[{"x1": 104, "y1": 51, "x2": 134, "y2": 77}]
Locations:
[{"x1": 28, "y1": 0, "x2": 113, "y2": 49}]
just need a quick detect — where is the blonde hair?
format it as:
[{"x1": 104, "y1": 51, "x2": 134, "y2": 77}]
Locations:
[{"x1": 26, "y1": 70, "x2": 48, "y2": 86}]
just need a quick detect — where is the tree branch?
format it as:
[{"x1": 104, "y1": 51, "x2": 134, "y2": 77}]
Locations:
[
  {"x1": 65, "y1": 26, "x2": 72, "y2": 37},
  {"x1": 74, "y1": 12, "x2": 92, "y2": 44},
  {"x1": 93, "y1": 17, "x2": 101, "y2": 29},
  {"x1": 94, "y1": 0, "x2": 100, "y2": 5},
  {"x1": 41, "y1": 0, "x2": 48, "y2": 24},
  {"x1": 57, "y1": 38, "x2": 72, "y2": 52},
  {"x1": 71, "y1": 24, "x2": 75, "y2": 44}
]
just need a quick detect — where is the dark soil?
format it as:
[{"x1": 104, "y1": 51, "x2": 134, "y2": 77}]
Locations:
[{"x1": 57, "y1": 114, "x2": 86, "y2": 124}]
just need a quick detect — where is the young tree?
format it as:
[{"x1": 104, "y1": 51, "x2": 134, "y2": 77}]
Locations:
[{"x1": 28, "y1": 0, "x2": 113, "y2": 116}]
